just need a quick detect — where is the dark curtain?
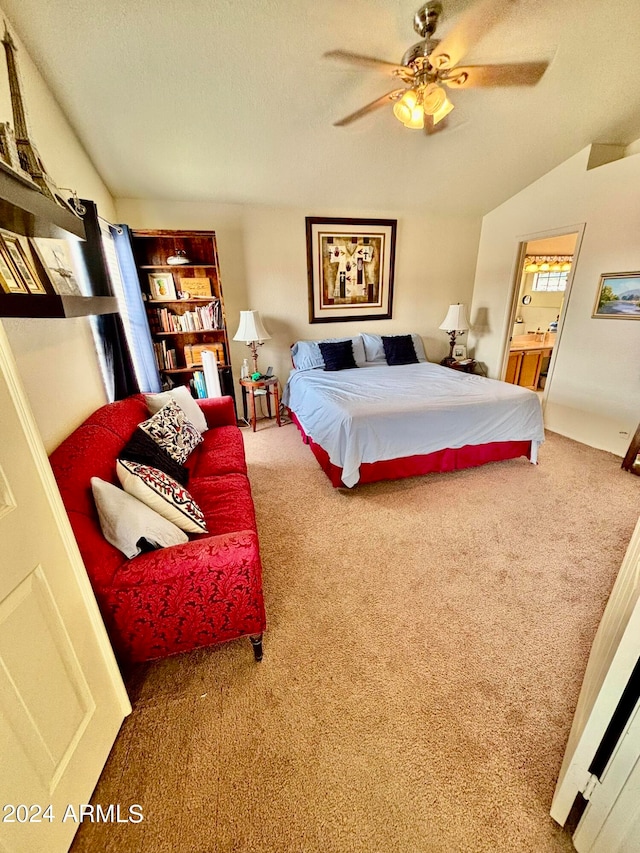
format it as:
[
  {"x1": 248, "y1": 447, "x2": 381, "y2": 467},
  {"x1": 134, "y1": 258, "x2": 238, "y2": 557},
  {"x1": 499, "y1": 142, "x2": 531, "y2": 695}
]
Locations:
[{"x1": 79, "y1": 199, "x2": 139, "y2": 400}]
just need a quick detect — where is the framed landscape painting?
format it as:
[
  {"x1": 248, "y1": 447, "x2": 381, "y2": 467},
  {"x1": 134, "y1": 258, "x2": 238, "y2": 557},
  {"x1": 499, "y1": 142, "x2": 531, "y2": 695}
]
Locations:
[
  {"x1": 593, "y1": 272, "x2": 640, "y2": 319},
  {"x1": 306, "y1": 217, "x2": 397, "y2": 323}
]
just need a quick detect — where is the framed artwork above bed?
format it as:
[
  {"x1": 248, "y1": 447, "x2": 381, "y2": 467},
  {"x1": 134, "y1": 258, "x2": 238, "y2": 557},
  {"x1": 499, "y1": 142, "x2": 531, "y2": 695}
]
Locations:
[{"x1": 306, "y1": 217, "x2": 396, "y2": 323}]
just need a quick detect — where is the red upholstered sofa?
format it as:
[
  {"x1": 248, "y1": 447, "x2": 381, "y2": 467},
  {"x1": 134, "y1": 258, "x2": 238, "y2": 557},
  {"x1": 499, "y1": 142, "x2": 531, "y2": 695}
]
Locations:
[{"x1": 49, "y1": 394, "x2": 266, "y2": 666}]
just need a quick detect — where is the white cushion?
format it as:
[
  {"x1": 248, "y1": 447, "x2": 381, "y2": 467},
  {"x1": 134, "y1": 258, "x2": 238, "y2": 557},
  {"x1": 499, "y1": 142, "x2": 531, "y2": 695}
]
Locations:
[
  {"x1": 138, "y1": 398, "x2": 203, "y2": 464},
  {"x1": 91, "y1": 477, "x2": 188, "y2": 558},
  {"x1": 145, "y1": 385, "x2": 208, "y2": 434},
  {"x1": 117, "y1": 460, "x2": 207, "y2": 534}
]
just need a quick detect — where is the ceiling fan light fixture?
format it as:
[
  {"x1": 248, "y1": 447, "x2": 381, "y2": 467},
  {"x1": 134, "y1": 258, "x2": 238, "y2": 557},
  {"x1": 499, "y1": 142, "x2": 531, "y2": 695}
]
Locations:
[
  {"x1": 404, "y1": 104, "x2": 425, "y2": 129},
  {"x1": 420, "y1": 83, "x2": 453, "y2": 125},
  {"x1": 422, "y1": 83, "x2": 446, "y2": 115},
  {"x1": 393, "y1": 98, "x2": 413, "y2": 125},
  {"x1": 432, "y1": 94, "x2": 454, "y2": 124},
  {"x1": 393, "y1": 89, "x2": 424, "y2": 128},
  {"x1": 326, "y1": 1, "x2": 550, "y2": 136}
]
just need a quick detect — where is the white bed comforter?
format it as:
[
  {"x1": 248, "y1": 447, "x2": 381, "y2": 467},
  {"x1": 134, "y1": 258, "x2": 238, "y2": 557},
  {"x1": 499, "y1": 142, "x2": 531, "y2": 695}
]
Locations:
[{"x1": 283, "y1": 362, "x2": 544, "y2": 487}]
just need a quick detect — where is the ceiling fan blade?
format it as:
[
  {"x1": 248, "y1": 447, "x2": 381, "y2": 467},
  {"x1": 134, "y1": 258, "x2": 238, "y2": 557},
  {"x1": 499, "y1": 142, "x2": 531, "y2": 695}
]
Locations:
[
  {"x1": 443, "y1": 61, "x2": 548, "y2": 88},
  {"x1": 428, "y1": 0, "x2": 516, "y2": 70},
  {"x1": 333, "y1": 89, "x2": 406, "y2": 127},
  {"x1": 324, "y1": 50, "x2": 411, "y2": 78}
]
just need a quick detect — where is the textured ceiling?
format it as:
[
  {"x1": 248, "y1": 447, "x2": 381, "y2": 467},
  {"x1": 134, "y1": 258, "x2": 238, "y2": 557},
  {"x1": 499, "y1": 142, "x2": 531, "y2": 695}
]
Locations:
[{"x1": 4, "y1": 0, "x2": 640, "y2": 217}]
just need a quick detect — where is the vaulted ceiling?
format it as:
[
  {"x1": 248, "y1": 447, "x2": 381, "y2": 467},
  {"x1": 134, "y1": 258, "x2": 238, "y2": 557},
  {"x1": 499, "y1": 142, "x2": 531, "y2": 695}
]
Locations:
[{"x1": 4, "y1": 0, "x2": 640, "y2": 217}]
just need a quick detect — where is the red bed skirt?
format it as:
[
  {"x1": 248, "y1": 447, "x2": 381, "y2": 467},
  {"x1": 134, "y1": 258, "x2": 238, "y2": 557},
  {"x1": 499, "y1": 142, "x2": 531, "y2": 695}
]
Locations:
[{"x1": 288, "y1": 411, "x2": 532, "y2": 488}]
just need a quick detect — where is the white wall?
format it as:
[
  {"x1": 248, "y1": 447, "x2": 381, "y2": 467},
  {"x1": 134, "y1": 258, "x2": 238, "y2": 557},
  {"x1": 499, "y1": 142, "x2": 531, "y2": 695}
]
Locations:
[
  {"x1": 116, "y1": 199, "x2": 481, "y2": 392},
  {"x1": 0, "y1": 7, "x2": 115, "y2": 451},
  {"x1": 470, "y1": 145, "x2": 640, "y2": 456}
]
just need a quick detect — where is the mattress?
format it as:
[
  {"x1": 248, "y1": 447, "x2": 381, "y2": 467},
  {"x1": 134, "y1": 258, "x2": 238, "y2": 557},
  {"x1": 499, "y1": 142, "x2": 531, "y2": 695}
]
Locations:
[{"x1": 283, "y1": 362, "x2": 545, "y2": 487}]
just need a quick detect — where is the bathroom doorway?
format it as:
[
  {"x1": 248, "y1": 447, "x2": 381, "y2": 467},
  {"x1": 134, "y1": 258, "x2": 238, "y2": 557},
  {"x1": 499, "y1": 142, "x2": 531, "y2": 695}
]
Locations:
[{"x1": 501, "y1": 227, "x2": 584, "y2": 407}]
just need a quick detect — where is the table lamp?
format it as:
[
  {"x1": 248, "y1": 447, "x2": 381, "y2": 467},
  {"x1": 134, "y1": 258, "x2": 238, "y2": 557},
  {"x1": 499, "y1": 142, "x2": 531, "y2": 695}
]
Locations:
[
  {"x1": 233, "y1": 310, "x2": 271, "y2": 374},
  {"x1": 439, "y1": 303, "x2": 470, "y2": 363}
]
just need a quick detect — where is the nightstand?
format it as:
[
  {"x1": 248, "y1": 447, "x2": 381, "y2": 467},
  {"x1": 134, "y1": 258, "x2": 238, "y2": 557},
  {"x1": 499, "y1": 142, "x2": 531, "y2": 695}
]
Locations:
[
  {"x1": 240, "y1": 376, "x2": 281, "y2": 431},
  {"x1": 440, "y1": 358, "x2": 476, "y2": 374}
]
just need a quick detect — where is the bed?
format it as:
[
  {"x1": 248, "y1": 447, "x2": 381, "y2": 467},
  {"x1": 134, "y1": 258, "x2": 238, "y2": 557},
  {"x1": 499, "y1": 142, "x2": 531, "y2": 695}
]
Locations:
[{"x1": 283, "y1": 334, "x2": 545, "y2": 488}]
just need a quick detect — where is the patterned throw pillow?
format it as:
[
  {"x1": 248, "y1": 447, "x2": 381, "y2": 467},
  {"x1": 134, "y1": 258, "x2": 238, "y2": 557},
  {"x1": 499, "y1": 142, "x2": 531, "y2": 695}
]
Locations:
[
  {"x1": 138, "y1": 398, "x2": 203, "y2": 464},
  {"x1": 120, "y1": 427, "x2": 189, "y2": 486},
  {"x1": 117, "y1": 460, "x2": 207, "y2": 534},
  {"x1": 145, "y1": 385, "x2": 208, "y2": 434}
]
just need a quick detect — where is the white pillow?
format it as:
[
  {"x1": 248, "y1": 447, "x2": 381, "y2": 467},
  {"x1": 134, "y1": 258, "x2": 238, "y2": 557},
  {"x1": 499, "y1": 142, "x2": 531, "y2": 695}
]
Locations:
[
  {"x1": 361, "y1": 333, "x2": 427, "y2": 363},
  {"x1": 291, "y1": 336, "x2": 366, "y2": 370},
  {"x1": 117, "y1": 460, "x2": 207, "y2": 534},
  {"x1": 91, "y1": 477, "x2": 188, "y2": 559},
  {"x1": 145, "y1": 385, "x2": 208, "y2": 434}
]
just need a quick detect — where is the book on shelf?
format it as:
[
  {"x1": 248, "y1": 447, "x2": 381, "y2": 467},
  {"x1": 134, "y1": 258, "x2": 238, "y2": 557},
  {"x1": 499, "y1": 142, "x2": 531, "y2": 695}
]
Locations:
[
  {"x1": 152, "y1": 340, "x2": 177, "y2": 370},
  {"x1": 147, "y1": 298, "x2": 223, "y2": 333},
  {"x1": 192, "y1": 371, "x2": 207, "y2": 399}
]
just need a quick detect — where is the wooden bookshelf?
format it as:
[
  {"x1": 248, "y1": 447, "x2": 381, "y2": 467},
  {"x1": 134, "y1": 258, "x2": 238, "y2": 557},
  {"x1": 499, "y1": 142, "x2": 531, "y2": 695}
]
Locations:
[{"x1": 131, "y1": 229, "x2": 235, "y2": 405}]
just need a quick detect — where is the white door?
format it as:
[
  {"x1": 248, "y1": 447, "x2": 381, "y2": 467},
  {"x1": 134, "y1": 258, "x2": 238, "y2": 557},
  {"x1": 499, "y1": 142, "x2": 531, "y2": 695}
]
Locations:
[
  {"x1": 0, "y1": 322, "x2": 130, "y2": 853},
  {"x1": 572, "y1": 698, "x2": 640, "y2": 852},
  {"x1": 551, "y1": 514, "x2": 640, "y2": 833}
]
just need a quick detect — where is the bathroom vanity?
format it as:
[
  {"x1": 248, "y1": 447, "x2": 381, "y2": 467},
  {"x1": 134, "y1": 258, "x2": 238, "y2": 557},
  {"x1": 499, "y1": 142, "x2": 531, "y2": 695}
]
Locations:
[{"x1": 505, "y1": 333, "x2": 556, "y2": 390}]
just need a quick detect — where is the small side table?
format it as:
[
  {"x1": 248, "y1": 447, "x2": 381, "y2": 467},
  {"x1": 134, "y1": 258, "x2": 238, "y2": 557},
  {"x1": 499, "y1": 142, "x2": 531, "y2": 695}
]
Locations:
[
  {"x1": 240, "y1": 377, "x2": 282, "y2": 432},
  {"x1": 440, "y1": 358, "x2": 476, "y2": 374}
]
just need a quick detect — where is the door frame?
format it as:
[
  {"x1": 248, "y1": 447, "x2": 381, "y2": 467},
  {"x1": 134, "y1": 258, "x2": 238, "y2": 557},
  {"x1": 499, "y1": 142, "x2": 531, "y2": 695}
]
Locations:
[{"x1": 499, "y1": 223, "x2": 586, "y2": 407}]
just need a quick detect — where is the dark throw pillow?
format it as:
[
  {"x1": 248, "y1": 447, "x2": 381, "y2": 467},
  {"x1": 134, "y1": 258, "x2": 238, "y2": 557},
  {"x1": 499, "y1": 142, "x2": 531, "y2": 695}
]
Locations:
[
  {"x1": 382, "y1": 334, "x2": 419, "y2": 366},
  {"x1": 318, "y1": 339, "x2": 358, "y2": 372},
  {"x1": 120, "y1": 427, "x2": 189, "y2": 486}
]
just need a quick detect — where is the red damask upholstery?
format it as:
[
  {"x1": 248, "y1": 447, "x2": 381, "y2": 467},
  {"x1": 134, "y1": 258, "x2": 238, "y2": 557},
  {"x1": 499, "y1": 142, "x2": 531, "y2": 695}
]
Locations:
[{"x1": 49, "y1": 394, "x2": 266, "y2": 665}]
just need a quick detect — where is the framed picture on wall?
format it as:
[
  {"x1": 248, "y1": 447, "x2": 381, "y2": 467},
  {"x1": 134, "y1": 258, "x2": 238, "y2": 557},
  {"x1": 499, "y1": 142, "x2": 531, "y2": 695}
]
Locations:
[
  {"x1": 148, "y1": 272, "x2": 177, "y2": 301},
  {"x1": 30, "y1": 237, "x2": 83, "y2": 295},
  {"x1": 306, "y1": 217, "x2": 397, "y2": 323},
  {"x1": 0, "y1": 241, "x2": 27, "y2": 293},
  {"x1": 592, "y1": 272, "x2": 640, "y2": 319},
  {"x1": 0, "y1": 233, "x2": 47, "y2": 294}
]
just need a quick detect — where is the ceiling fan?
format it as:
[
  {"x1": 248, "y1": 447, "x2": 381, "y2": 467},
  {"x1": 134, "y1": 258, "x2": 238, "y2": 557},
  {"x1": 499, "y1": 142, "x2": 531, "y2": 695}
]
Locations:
[{"x1": 325, "y1": 0, "x2": 549, "y2": 134}]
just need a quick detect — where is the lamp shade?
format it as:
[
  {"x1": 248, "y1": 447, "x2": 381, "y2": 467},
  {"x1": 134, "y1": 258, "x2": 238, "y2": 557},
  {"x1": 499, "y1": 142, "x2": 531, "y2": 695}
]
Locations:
[
  {"x1": 233, "y1": 310, "x2": 271, "y2": 343},
  {"x1": 439, "y1": 303, "x2": 469, "y2": 332}
]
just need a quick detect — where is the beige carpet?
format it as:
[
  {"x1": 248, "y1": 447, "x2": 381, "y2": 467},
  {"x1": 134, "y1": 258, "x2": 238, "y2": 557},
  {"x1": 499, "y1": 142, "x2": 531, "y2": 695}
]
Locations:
[{"x1": 71, "y1": 424, "x2": 640, "y2": 853}]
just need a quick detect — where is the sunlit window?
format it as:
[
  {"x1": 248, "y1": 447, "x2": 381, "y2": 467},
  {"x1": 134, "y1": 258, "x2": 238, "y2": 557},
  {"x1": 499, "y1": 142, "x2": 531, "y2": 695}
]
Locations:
[{"x1": 532, "y1": 271, "x2": 567, "y2": 292}]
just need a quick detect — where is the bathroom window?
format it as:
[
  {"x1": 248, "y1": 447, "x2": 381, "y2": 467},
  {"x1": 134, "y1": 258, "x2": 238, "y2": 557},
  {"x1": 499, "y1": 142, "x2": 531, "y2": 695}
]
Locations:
[{"x1": 532, "y1": 271, "x2": 568, "y2": 292}]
